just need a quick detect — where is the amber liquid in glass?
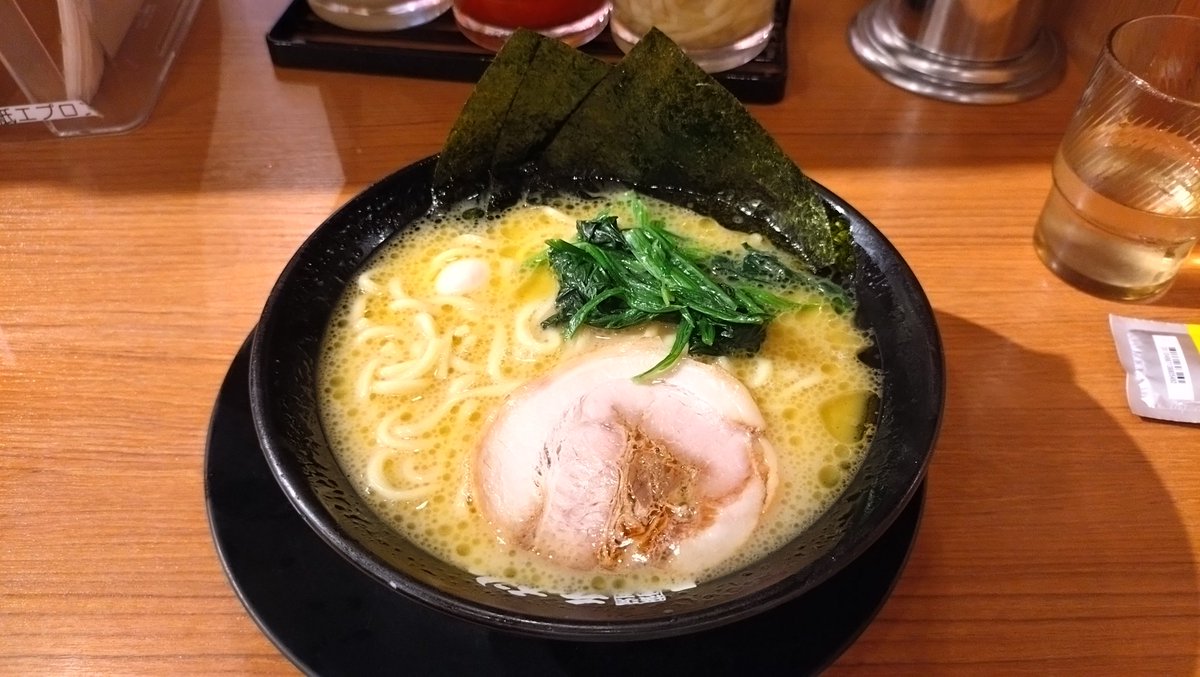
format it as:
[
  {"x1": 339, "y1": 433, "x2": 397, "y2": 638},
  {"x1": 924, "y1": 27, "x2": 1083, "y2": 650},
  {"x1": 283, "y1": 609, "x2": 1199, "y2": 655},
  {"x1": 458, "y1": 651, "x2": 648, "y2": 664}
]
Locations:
[{"x1": 1035, "y1": 146, "x2": 1200, "y2": 301}]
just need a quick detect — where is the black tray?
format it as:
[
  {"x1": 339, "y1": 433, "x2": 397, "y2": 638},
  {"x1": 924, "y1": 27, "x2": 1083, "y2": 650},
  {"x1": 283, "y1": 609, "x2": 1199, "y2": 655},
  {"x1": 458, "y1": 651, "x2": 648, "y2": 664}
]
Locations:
[
  {"x1": 205, "y1": 333, "x2": 925, "y2": 676},
  {"x1": 266, "y1": 0, "x2": 791, "y2": 104}
]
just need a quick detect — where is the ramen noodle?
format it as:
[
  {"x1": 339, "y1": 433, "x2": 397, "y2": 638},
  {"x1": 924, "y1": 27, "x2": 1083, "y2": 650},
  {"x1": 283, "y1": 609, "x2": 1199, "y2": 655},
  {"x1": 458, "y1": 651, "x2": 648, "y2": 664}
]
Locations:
[{"x1": 317, "y1": 191, "x2": 881, "y2": 593}]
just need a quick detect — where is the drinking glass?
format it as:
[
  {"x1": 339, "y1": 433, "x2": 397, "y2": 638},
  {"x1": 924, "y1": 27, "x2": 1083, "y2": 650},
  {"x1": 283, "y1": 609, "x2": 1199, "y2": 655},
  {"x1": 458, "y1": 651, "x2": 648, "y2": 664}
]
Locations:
[
  {"x1": 609, "y1": 0, "x2": 775, "y2": 73},
  {"x1": 308, "y1": 0, "x2": 451, "y2": 32},
  {"x1": 452, "y1": 0, "x2": 610, "y2": 52},
  {"x1": 1033, "y1": 15, "x2": 1200, "y2": 301}
]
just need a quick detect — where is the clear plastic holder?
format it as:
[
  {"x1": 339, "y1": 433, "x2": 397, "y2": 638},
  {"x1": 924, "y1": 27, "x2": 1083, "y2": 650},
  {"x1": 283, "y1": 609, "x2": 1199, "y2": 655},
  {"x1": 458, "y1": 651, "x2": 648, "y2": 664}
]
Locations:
[{"x1": 0, "y1": 0, "x2": 201, "y2": 139}]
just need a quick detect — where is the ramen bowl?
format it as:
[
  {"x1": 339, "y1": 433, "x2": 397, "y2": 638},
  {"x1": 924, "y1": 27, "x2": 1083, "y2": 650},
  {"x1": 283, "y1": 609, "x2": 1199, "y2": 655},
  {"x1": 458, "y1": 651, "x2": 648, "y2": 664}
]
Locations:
[{"x1": 249, "y1": 156, "x2": 944, "y2": 641}]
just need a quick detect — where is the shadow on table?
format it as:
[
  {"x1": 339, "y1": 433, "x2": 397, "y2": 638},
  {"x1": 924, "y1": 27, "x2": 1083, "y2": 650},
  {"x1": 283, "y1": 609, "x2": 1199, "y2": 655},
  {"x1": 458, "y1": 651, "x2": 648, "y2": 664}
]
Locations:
[{"x1": 843, "y1": 310, "x2": 1199, "y2": 673}]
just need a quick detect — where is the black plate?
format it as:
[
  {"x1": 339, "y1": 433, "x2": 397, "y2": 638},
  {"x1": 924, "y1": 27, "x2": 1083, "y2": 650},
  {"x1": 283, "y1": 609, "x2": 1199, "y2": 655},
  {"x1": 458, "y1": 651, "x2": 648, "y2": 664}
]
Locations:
[
  {"x1": 249, "y1": 156, "x2": 944, "y2": 640},
  {"x1": 207, "y1": 334, "x2": 926, "y2": 675}
]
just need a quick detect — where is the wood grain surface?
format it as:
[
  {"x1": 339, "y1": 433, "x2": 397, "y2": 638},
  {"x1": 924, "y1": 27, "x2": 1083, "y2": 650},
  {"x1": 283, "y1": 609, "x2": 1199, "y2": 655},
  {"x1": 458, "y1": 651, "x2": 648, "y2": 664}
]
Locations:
[{"x1": 2, "y1": 1, "x2": 1198, "y2": 674}]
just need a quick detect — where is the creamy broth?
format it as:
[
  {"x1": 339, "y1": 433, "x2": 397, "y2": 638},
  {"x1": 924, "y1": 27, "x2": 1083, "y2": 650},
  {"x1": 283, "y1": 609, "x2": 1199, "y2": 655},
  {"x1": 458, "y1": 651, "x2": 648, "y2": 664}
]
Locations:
[{"x1": 318, "y1": 192, "x2": 881, "y2": 593}]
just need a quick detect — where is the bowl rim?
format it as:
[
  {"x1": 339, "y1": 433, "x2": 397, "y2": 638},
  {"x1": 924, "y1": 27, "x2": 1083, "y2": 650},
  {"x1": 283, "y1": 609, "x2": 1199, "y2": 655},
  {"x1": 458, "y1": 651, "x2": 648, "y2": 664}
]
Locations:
[{"x1": 249, "y1": 155, "x2": 945, "y2": 641}]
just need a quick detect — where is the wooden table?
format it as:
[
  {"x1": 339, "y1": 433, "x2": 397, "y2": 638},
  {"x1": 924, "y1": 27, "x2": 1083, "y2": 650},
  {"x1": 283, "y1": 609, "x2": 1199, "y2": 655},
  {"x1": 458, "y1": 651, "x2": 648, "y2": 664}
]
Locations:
[{"x1": 3, "y1": 1, "x2": 1198, "y2": 674}]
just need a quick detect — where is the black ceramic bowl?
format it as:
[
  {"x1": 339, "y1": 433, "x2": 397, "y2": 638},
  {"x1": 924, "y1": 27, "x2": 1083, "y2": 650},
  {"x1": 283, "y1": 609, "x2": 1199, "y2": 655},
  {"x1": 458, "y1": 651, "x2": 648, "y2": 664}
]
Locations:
[{"x1": 249, "y1": 156, "x2": 944, "y2": 641}]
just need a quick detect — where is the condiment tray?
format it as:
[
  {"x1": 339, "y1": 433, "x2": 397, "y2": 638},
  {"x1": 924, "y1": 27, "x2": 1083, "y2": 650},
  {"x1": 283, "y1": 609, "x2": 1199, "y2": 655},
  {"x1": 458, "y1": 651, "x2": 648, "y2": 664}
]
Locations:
[{"x1": 266, "y1": 0, "x2": 792, "y2": 104}]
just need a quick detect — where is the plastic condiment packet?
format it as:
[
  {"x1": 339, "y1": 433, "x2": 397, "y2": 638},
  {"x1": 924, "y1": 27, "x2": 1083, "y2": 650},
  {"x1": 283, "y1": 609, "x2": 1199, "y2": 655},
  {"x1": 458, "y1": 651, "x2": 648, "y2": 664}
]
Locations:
[{"x1": 1109, "y1": 314, "x2": 1200, "y2": 424}]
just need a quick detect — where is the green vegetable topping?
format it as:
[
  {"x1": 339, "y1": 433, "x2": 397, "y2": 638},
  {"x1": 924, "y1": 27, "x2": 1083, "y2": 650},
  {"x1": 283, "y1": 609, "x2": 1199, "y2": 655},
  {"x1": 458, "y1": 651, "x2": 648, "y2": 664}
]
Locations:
[{"x1": 542, "y1": 200, "x2": 848, "y2": 380}]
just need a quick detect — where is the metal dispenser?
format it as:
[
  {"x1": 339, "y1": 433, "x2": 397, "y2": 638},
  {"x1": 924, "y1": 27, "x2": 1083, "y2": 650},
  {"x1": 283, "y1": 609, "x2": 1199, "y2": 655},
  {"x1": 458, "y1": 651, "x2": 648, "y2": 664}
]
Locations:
[{"x1": 848, "y1": 0, "x2": 1064, "y2": 104}]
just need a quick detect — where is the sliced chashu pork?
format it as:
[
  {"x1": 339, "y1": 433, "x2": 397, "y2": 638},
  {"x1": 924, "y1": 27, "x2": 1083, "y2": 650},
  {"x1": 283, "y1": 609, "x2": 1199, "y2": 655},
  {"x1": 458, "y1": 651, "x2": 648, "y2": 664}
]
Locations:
[{"x1": 473, "y1": 337, "x2": 775, "y2": 576}]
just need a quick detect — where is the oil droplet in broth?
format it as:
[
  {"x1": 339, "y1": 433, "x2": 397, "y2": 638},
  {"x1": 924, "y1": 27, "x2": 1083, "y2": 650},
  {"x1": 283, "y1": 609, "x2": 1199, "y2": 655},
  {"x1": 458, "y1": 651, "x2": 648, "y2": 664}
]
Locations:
[
  {"x1": 817, "y1": 464, "x2": 842, "y2": 488},
  {"x1": 819, "y1": 391, "x2": 871, "y2": 444}
]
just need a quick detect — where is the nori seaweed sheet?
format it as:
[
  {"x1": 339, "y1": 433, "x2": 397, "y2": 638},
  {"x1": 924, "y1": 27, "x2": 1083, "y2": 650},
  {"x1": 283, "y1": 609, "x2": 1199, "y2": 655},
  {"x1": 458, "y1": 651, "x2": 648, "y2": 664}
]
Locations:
[
  {"x1": 433, "y1": 31, "x2": 608, "y2": 198},
  {"x1": 432, "y1": 29, "x2": 853, "y2": 277},
  {"x1": 432, "y1": 31, "x2": 538, "y2": 190}
]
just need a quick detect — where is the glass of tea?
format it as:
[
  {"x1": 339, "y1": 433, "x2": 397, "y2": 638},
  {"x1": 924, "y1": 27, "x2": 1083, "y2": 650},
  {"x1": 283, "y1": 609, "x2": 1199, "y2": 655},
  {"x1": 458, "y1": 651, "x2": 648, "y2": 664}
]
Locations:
[
  {"x1": 452, "y1": 0, "x2": 611, "y2": 51},
  {"x1": 1033, "y1": 15, "x2": 1200, "y2": 302}
]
